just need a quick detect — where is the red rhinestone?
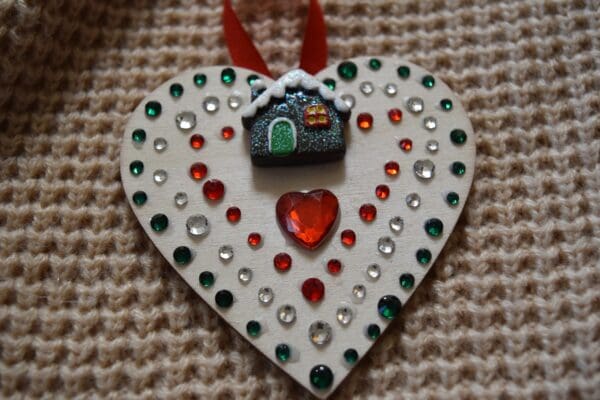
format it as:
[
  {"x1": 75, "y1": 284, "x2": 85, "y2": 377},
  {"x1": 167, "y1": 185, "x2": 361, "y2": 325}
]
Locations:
[
  {"x1": 340, "y1": 229, "x2": 356, "y2": 246},
  {"x1": 274, "y1": 253, "x2": 292, "y2": 272},
  {"x1": 202, "y1": 179, "x2": 225, "y2": 201},
  {"x1": 190, "y1": 134, "x2": 205, "y2": 149},
  {"x1": 356, "y1": 113, "x2": 373, "y2": 130},
  {"x1": 375, "y1": 184, "x2": 390, "y2": 200},
  {"x1": 222, "y1": 126, "x2": 235, "y2": 140},
  {"x1": 359, "y1": 203, "x2": 377, "y2": 222},
  {"x1": 399, "y1": 138, "x2": 412, "y2": 152},
  {"x1": 384, "y1": 161, "x2": 400, "y2": 176},
  {"x1": 327, "y1": 259, "x2": 342, "y2": 274},
  {"x1": 226, "y1": 206, "x2": 241, "y2": 222},
  {"x1": 190, "y1": 162, "x2": 207, "y2": 180},
  {"x1": 301, "y1": 278, "x2": 325, "y2": 302},
  {"x1": 247, "y1": 232, "x2": 262, "y2": 247},
  {"x1": 388, "y1": 108, "x2": 403, "y2": 123}
]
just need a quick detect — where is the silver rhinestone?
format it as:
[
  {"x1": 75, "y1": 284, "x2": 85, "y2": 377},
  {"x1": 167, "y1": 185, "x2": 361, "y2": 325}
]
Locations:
[
  {"x1": 336, "y1": 305, "x2": 353, "y2": 325},
  {"x1": 341, "y1": 94, "x2": 355, "y2": 109},
  {"x1": 175, "y1": 111, "x2": 196, "y2": 131},
  {"x1": 366, "y1": 263, "x2": 381, "y2": 280},
  {"x1": 423, "y1": 116, "x2": 437, "y2": 131},
  {"x1": 218, "y1": 245, "x2": 233, "y2": 261},
  {"x1": 384, "y1": 83, "x2": 397, "y2": 96},
  {"x1": 414, "y1": 159, "x2": 436, "y2": 180},
  {"x1": 186, "y1": 214, "x2": 209, "y2": 237},
  {"x1": 406, "y1": 97, "x2": 424, "y2": 113},
  {"x1": 153, "y1": 169, "x2": 167, "y2": 184},
  {"x1": 389, "y1": 216, "x2": 404, "y2": 233},
  {"x1": 227, "y1": 95, "x2": 242, "y2": 110},
  {"x1": 174, "y1": 192, "x2": 188, "y2": 208},
  {"x1": 238, "y1": 267, "x2": 252, "y2": 284},
  {"x1": 378, "y1": 236, "x2": 395, "y2": 255},
  {"x1": 258, "y1": 287, "x2": 274, "y2": 304},
  {"x1": 426, "y1": 140, "x2": 439, "y2": 153},
  {"x1": 277, "y1": 304, "x2": 296, "y2": 324},
  {"x1": 203, "y1": 96, "x2": 220, "y2": 113},
  {"x1": 359, "y1": 81, "x2": 374, "y2": 95},
  {"x1": 153, "y1": 137, "x2": 168, "y2": 152},
  {"x1": 352, "y1": 284, "x2": 366, "y2": 301},
  {"x1": 308, "y1": 320, "x2": 332, "y2": 346},
  {"x1": 406, "y1": 193, "x2": 421, "y2": 208}
]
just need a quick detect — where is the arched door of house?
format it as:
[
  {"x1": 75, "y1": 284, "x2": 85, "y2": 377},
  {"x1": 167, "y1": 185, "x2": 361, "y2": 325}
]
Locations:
[{"x1": 268, "y1": 117, "x2": 296, "y2": 157}]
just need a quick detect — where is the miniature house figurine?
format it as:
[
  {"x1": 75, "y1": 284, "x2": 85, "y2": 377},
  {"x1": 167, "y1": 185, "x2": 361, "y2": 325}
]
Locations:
[{"x1": 241, "y1": 69, "x2": 351, "y2": 166}]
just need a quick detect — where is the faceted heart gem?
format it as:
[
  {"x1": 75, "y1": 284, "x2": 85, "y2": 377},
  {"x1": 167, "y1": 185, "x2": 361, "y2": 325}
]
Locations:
[{"x1": 276, "y1": 189, "x2": 339, "y2": 250}]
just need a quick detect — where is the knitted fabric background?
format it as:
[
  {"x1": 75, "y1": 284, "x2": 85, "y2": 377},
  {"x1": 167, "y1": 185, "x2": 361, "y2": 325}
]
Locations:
[{"x1": 1, "y1": 0, "x2": 599, "y2": 398}]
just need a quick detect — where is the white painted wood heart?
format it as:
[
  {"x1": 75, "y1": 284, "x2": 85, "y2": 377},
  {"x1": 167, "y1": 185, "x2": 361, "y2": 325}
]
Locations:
[{"x1": 120, "y1": 56, "x2": 475, "y2": 398}]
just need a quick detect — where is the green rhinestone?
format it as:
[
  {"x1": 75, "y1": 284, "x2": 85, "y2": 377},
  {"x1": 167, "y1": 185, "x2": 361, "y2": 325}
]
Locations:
[
  {"x1": 131, "y1": 129, "x2": 146, "y2": 143},
  {"x1": 215, "y1": 290, "x2": 233, "y2": 308},
  {"x1": 366, "y1": 324, "x2": 381, "y2": 340},
  {"x1": 397, "y1": 65, "x2": 410, "y2": 79},
  {"x1": 129, "y1": 160, "x2": 144, "y2": 176},
  {"x1": 132, "y1": 191, "x2": 147, "y2": 206},
  {"x1": 337, "y1": 61, "x2": 358, "y2": 80},
  {"x1": 425, "y1": 218, "x2": 444, "y2": 237},
  {"x1": 446, "y1": 192, "x2": 460, "y2": 206},
  {"x1": 150, "y1": 213, "x2": 168, "y2": 232},
  {"x1": 246, "y1": 320, "x2": 261, "y2": 337},
  {"x1": 399, "y1": 273, "x2": 415, "y2": 289},
  {"x1": 343, "y1": 349, "x2": 358, "y2": 364},
  {"x1": 416, "y1": 248, "x2": 432, "y2": 264},
  {"x1": 246, "y1": 74, "x2": 259, "y2": 86},
  {"x1": 451, "y1": 161, "x2": 466, "y2": 176},
  {"x1": 440, "y1": 98, "x2": 452, "y2": 111},
  {"x1": 145, "y1": 101, "x2": 162, "y2": 118},
  {"x1": 275, "y1": 344, "x2": 291, "y2": 362},
  {"x1": 450, "y1": 129, "x2": 467, "y2": 145},
  {"x1": 169, "y1": 83, "x2": 184, "y2": 97},
  {"x1": 377, "y1": 295, "x2": 402, "y2": 320},
  {"x1": 368, "y1": 58, "x2": 382, "y2": 70},
  {"x1": 323, "y1": 78, "x2": 336, "y2": 90},
  {"x1": 173, "y1": 246, "x2": 192, "y2": 266},
  {"x1": 422, "y1": 75, "x2": 435, "y2": 88},
  {"x1": 309, "y1": 364, "x2": 334, "y2": 390},
  {"x1": 199, "y1": 271, "x2": 214, "y2": 288},
  {"x1": 193, "y1": 73, "x2": 207, "y2": 87},
  {"x1": 221, "y1": 67, "x2": 236, "y2": 85}
]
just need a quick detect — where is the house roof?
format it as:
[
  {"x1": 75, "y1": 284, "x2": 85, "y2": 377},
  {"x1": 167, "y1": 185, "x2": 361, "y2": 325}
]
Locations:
[{"x1": 241, "y1": 69, "x2": 350, "y2": 119}]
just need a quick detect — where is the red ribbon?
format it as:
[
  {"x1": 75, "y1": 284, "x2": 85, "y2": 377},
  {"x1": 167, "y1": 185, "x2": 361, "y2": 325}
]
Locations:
[{"x1": 222, "y1": 0, "x2": 328, "y2": 78}]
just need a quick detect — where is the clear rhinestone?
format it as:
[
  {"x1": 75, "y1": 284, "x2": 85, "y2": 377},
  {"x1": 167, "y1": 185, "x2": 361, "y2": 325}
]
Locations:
[
  {"x1": 384, "y1": 83, "x2": 397, "y2": 96},
  {"x1": 203, "y1": 96, "x2": 220, "y2": 113},
  {"x1": 414, "y1": 159, "x2": 436, "y2": 180},
  {"x1": 406, "y1": 97, "x2": 424, "y2": 113},
  {"x1": 336, "y1": 305, "x2": 353, "y2": 325},
  {"x1": 426, "y1": 140, "x2": 439, "y2": 153},
  {"x1": 153, "y1": 137, "x2": 168, "y2": 152},
  {"x1": 174, "y1": 192, "x2": 188, "y2": 208},
  {"x1": 153, "y1": 169, "x2": 167, "y2": 184},
  {"x1": 341, "y1": 94, "x2": 355, "y2": 109},
  {"x1": 227, "y1": 95, "x2": 242, "y2": 110},
  {"x1": 366, "y1": 263, "x2": 381, "y2": 280},
  {"x1": 218, "y1": 245, "x2": 234, "y2": 261},
  {"x1": 389, "y1": 216, "x2": 404, "y2": 233},
  {"x1": 175, "y1": 111, "x2": 196, "y2": 131},
  {"x1": 308, "y1": 320, "x2": 332, "y2": 346},
  {"x1": 258, "y1": 287, "x2": 274, "y2": 304},
  {"x1": 277, "y1": 304, "x2": 296, "y2": 324},
  {"x1": 359, "y1": 81, "x2": 374, "y2": 95},
  {"x1": 186, "y1": 214, "x2": 209, "y2": 237},
  {"x1": 423, "y1": 116, "x2": 437, "y2": 131},
  {"x1": 378, "y1": 236, "x2": 395, "y2": 255},
  {"x1": 352, "y1": 284, "x2": 366, "y2": 301},
  {"x1": 238, "y1": 267, "x2": 252, "y2": 284},
  {"x1": 406, "y1": 193, "x2": 421, "y2": 208}
]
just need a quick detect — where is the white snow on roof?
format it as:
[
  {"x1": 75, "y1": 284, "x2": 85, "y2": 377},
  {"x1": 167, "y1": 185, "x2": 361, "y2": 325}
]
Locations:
[{"x1": 241, "y1": 69, "x2": 350, "y2": 119}]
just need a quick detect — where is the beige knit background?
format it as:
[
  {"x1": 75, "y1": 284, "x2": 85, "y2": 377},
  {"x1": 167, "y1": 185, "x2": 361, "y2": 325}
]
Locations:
[{"x1": 1, "y1": 0, "x2": 599, "y2": 399}]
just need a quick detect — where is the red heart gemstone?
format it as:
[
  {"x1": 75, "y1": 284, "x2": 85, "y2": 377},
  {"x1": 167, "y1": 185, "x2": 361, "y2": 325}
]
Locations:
[{"x1": 276, "y1": 189, "x2": 339, "y2": 250}]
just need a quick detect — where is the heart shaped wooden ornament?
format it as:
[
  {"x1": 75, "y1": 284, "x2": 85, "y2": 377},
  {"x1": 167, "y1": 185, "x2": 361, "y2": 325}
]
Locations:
[{"x1": 120, "y1": 56, "x2": 475, "y2": 398}]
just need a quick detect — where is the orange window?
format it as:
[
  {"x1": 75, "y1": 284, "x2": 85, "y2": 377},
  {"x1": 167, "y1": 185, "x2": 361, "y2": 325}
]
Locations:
[{"x1": 304, "y1": 104, "x2": 331, "y2": 128}]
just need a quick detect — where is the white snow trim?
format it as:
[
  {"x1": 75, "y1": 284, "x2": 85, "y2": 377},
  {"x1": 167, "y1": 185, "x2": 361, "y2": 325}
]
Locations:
[{"x1": 241, "y1": 69, "x2": 350, "y2": 119}]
